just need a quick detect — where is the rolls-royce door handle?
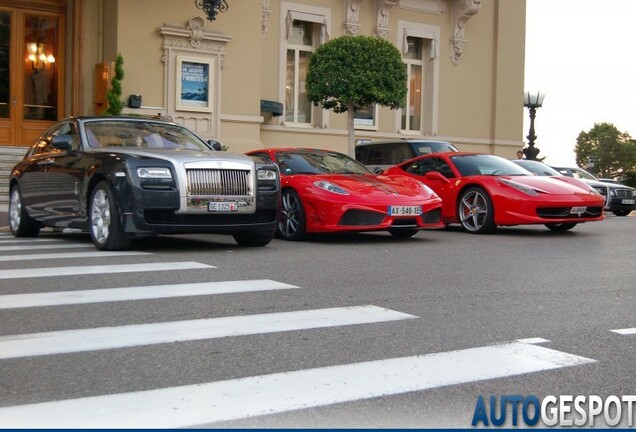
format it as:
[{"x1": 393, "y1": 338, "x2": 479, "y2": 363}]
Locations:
[{"x1": 36, "y1": 158, "x2": 55, "y2": 166}]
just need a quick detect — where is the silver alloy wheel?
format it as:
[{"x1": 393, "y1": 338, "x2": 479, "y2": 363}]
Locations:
[
  {"x1": 9, "y1": 188, "x2": 21, "y2": 233},
  {"x1": 280, "y1": 192, "x2": 301, "y2": 237},
  {"x1": 91, "y1": 188, "x2": 111, "y2": 244},
  {"x1": 459, "y1": 189, "x2": 489, "y2": 232}
]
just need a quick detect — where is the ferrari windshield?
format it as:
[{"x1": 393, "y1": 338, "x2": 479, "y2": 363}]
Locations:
[
  {"x1": 451, "y1": 154, "x2": 531, "y2": 177},
  {"x1": 276, "y1": 150, "x2": 373, "y2": 175},
  {"x1": 83, "y1": 119, "x2": 211, "y2": 151}
]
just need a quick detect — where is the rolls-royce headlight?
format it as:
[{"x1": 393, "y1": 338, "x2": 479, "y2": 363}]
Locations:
[
  {"x1": 137, "y1": 167, "x2": 172, "y2": 179},
  {"x1": 257, "y1": 169, "x2": 278, "y2": 181}
]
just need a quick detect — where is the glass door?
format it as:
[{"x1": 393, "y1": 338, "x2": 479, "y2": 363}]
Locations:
[
  {"x1": 0, "y1": 6, "x2": 63, "y2": 146},
  {"x1": 23, "y1": 14, "x2": 59, "y2": 122},
  {"x1": 0, "y1": 8, "x2": 15, "y2": 144}
]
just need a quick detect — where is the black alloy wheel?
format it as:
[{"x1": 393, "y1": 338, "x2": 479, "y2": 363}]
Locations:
[{"x1": 279, "y1": 189, "x2": 307, "y2": 241}]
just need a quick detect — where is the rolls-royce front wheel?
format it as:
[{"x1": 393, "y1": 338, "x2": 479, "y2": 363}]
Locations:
[{"x1": 89, "y1": 181, "x2": 131, "y2": 250}]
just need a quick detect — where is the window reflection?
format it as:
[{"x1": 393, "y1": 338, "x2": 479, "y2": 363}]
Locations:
[
  {"x1": 23, "y1": 15, "x2": 58, "y2": 121},
  {"x1": 402, "y1": 37, "x2": 423, "y2": 131},
  {"x1": 0, "y1": 12, "x2": 10, "y2": 119},
  {"x1": 285, "y1": 20, "x2": 315, "y2": 124}
]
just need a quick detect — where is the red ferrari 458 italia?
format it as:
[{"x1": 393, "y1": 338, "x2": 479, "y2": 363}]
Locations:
[
  {"x1": 384, "y1": 152, "x2": 605, "y2": 233},
  {"x1": 246, "y1": 148, "x2": 444, "y2": 240}
]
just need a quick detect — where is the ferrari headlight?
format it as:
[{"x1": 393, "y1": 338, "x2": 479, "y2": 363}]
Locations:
[
  {"x1": 314, "y1": 180, "x2": 349, "y2": 195},
  {"x1": 497, "y1": 178, "x2": 539, "y2": 196},
  {"x1": 137, "y1": 167, "x2": 172, "y2": 179},
  {"x1": 258, "y1": 169, "x2": 278, "y2": 181},
  {"x1": 416, "y1": 180, "x2": 434, "y2": 195}
]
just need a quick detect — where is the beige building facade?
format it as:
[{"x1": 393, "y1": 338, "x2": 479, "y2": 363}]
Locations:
[{"x1": 1, "y1": 0, "x2": 527, "y2": 157}]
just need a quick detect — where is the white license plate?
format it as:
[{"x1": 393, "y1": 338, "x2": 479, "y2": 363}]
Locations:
[
  {"x1": 570, "y1": 206, "x2": 587, "y2": 215},
  {"x1": 388, "y1": 205, "x2": 422, "y2": 216},
  {"x1": 621, "y1": 199, "x2": 635, "y2": 205},
  {"x1": 208, "y1": 201, "x2": 238, "y2": 212}
]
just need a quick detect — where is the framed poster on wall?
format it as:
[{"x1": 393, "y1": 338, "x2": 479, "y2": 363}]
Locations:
[{"x1": 176, "y1": 56, "x2": 214, "y2": 112}]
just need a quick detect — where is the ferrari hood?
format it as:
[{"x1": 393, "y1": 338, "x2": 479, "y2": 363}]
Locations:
[
  {"x1": 315, "y1": 174, "x2": 429, "y2": 198},
  {"x1": 500, "y1": 175, "x2": 594, "y2": 195}
]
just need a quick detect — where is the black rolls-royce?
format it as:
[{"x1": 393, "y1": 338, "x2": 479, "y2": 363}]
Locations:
[{"x1": 8, "y1": 117, "x2": 280, "y2": 250}]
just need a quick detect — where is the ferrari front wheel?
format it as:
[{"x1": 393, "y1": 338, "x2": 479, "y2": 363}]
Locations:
[
  {"x1": 458, "y1": 187, "x2": 496, "y2": 234},
  {"x1": 279, "y1": 189, "x2": 307, "y2": 241},
  {"x1": 545, "y1": 222, "x2": 577, "y2": 232}
]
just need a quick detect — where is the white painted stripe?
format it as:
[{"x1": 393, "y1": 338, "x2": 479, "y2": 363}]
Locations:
[
  {"x1": 0, "y1": 238, "x2": 58, "y2": 243},
  {"x1": 610, "y1": 327, "x2": 636, "y2": 335},
  {"x1": 0, "y1": 243, "x2": 94, "y2": 251},
  {"x1": 517, "y1": 337, "x2": 550, "y2": 344},
  {"x1": 0, "y1": 251, "x2": 150, "y2": 262},
  {"x1": 0, "y1": 279, "x2": 300, "y2": 309},
  {"x1": 0, "y1": 306, "x2": 415, "y2": 360},
  {"x1": 0, "y1": 261, "x2": 213, "y2": 280},
  {"x1": 0, "y1": 341, "x2": 595, "y2": 428}
]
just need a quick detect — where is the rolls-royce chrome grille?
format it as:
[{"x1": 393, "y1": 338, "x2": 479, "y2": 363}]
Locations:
[{"x1": 186, "y1": 169, "x2": 252, "y2": 196}]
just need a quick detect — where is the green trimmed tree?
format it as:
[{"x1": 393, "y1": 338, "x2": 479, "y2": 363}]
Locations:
[
  {"x1": 105, "y1": 53, "x2": 125, "y2": 116},
  {"x1": 306, "y1": 35, "x2": 407, "y2": 156},
  {"x1": 574, "y1": 122, "x2": 634, "y2": 178}
]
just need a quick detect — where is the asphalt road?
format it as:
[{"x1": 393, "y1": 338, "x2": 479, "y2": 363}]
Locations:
[{"x1": 0, "y1": 213, "x2": 634, "y2": 428}]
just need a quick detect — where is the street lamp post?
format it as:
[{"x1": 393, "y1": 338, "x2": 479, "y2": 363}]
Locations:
[
  {"x1": 194, "y1": 0, "x2": 229, "y2": 22},
  {"x1": 587, "y1": 155, "x2": 596, "y2": 176},
  {"x1": 523, "y1": 91, "x2": 545, "y2": 161}
]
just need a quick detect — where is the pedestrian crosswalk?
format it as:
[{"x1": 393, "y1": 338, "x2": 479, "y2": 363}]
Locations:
[
  {"x1": 0, "y1": 261, "x2": 213, "y2": 279},
  {"x1": 0, "y1": 341, "x2": 595, "y2": 428},
  {"x1": 0, "y1": 305, "x2": 415, "y2": 359},
  {"x1": 0, "y1": 279, "x2": 300, "y2": 309},
  {"x1": 0, "y1": 250, "x2": 150, "y2": 262},
  {"x1": 0, "y1": 232, "x2": 626, "y2": 428}
]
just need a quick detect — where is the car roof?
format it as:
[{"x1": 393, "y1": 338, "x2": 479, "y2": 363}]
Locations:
[
  {"x1": 417, "y1": 151, "x2": 479, "y2": 157},
  {"x1": 356, "y1": 139, "x2": 453, "y2": 145},
  {"x1": 248, "y1": 147, "x2": 341, "y2": 154}
]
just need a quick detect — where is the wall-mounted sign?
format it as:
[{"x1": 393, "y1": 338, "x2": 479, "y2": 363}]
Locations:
[{"x1": 176, "y1": 56, "x2": 214, "y2": 112}]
